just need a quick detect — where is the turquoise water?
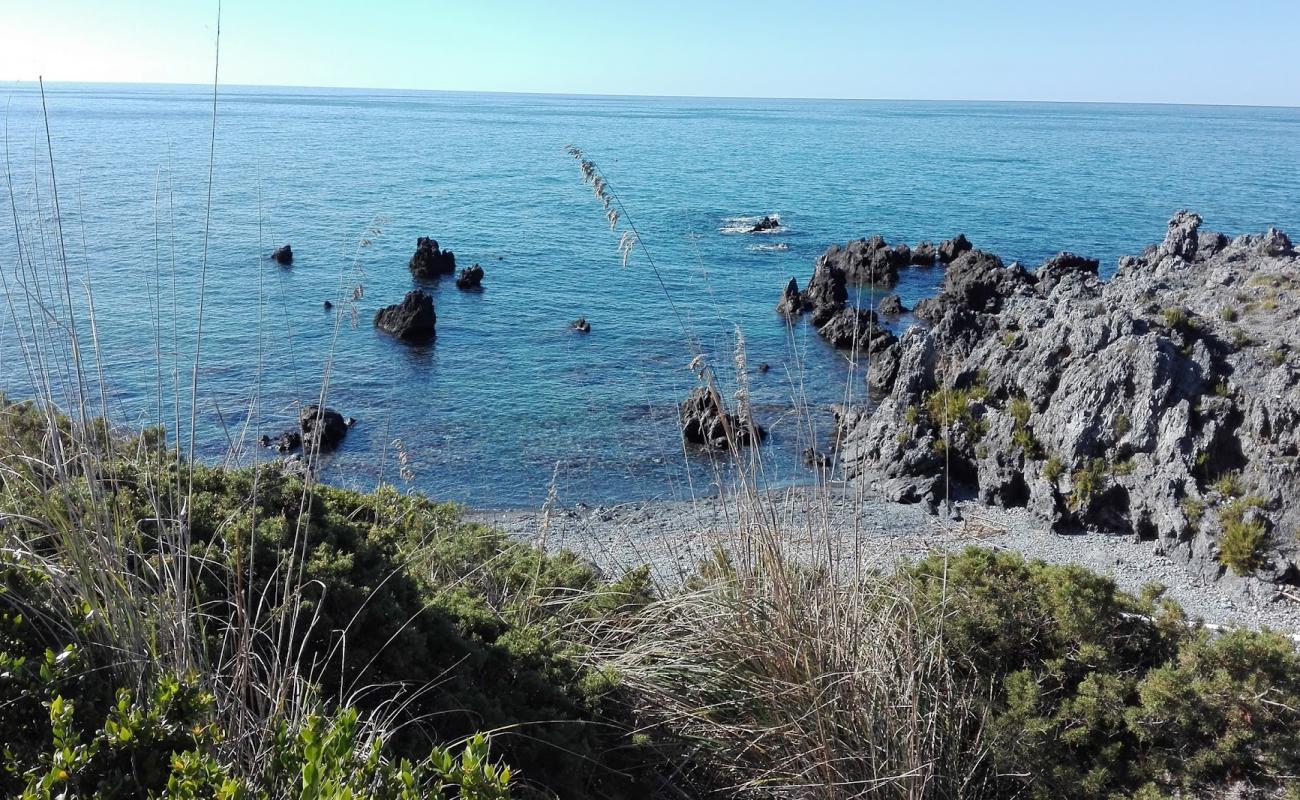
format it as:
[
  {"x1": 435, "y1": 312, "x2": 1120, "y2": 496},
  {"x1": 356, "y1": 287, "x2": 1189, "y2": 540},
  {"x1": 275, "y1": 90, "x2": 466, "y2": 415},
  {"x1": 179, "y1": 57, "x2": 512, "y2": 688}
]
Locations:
[{"x1": 2, "y1": 84, "x2": 1298, "y2": 506}]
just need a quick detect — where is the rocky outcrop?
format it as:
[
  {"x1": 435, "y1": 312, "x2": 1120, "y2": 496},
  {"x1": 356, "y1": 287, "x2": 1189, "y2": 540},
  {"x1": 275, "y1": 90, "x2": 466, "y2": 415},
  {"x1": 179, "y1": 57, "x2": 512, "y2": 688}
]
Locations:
[
  {"x1": 456, "y1": 264, "x2": 484, "y2": 290},
  {"x1": 938, "y1": 234, "x2": 972, "y2": 263},
  {"x1": 375, "y1": 290, "x2": 436, "y2": 342},
  {"x1": 878, "y1": 294, "x2": 907, "y2": 316},
  {"x1": 300, "y1": 404, "x2": 350, "y2": 454},
  {"x1": 817, "y1": 308, "x2": 897, "y2": 354},
  {"x1": 409, "y1": 237, "x2": 456, "y2": 279},
  {"x1": 271, "y1": 244, "x2": 293, "y2": 265},
  {"x1": 572, "y1": 317, "x2": 591, "y2": 333},
  {"x1": 817, "y1": 236, "x2": 907, "y2": 286},
  {"x1": 750, "y1": 215, "x2": 781, "y2": 233},
  {"x1": 680, "y1": 386, "x2": 766, "y2": 449},
  {"x1": 839, "y1": 212, "x2": 1300, "y2": 587},
  {"x1": 261, "y1": 405, "x2": 353, "y2": 457},
  {"x1": 911, "y1": 242, "x2": 938, "y2": 266}
]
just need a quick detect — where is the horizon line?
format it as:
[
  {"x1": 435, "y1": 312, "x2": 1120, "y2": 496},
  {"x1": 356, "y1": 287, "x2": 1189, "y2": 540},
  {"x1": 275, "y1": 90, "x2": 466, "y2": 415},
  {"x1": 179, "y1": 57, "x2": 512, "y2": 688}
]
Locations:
[{"x1": 3, "y1": 78, "x2": 1299, "y2": 111}]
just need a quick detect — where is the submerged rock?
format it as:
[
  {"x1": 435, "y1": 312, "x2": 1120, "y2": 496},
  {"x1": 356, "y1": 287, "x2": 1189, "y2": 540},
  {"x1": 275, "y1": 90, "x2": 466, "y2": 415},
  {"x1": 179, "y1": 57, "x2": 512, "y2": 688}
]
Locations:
[
  {"x1": 456, "y1": 264, "x2": 484, "y2": 290},
  {"x1": 749, "y1": 215, "x2": 781, "y2": 233},
  {"x1": 679, "y1": 386, "x2": 766, "y2": 449},
  {"x1": 271, "y1": 244, "x2": 293, "y2": 265},
  {"x1": 571, "y1": 317, "x2": 591, "y2": 333},
  {"x1": 375, "y1": 290, "x2": 436, "y2": 342},
  {"x1": 409, "y1": 237, "x2": 456, "y2": 279},
  {"x1": 837, "y1": 212, "x2": 1300, "y2": 585}
]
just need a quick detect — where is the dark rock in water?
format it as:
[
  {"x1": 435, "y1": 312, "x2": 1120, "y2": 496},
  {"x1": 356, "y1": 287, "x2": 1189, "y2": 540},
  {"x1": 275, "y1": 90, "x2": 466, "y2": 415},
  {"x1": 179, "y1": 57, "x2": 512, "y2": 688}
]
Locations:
[
  {"x1": 344, "y1": 417, "x2": 357, "y2": 427},
  {"x1": 572, "y1": 317, "x2": 591, "y2": 333},
  {"x1": 817, "y1": 307, "x2": 897, "y2": 353},
  {"x1": 756, "y1": 363, "x2": 771, "y2": 374},
  {"x1": 878, "y1": 294, "x2": 907, "y2": 316},
  {"x1": 776, "y1": 277, "x2": 803, "y2": 316},
  {"x1": 409, "y1": 236, "x2": 456, "y2": 279},
  {"x1": 271, "y1": 244, "x2": 293, "y2": 265},
  {"x1": 838, "y1": 211, "x2": 1300, "y2": 586},
  {"x1": 679, "y1": 386, "x2": 765, "y2": 449},
  {"x1": 801, "y1": 261, "x2": 848, "y2": 316},
  {"x1": 323, "y1": 300, "x2": 333, "y2": 311},
  {"x1": 375, "y1": 290, "x2": 436, "y2": 342},
  {"x1": 937, "y1": 234, "x2": 972, "y2": 263},
  {"x1": 262, "y1": 430, "x2": 301, "y2": 453},
  {"x1": 802, "y1": 448, "x2": 830, "y2": 468},
  {"x1": 456, "y1": 263, "x2": 484, "y2": 290},
  {"x1": 300, "y1": 404, "x2": 349, "y2": 454},
  {"x1": 817, "y1": 236, "x2": 906, "y2": 286},
  {"x1": 911, "y1": 241, "x2": 938, "y2": 266},
  {"x1": 749, "y1": 215, "x2": 781, "y2": 233}
]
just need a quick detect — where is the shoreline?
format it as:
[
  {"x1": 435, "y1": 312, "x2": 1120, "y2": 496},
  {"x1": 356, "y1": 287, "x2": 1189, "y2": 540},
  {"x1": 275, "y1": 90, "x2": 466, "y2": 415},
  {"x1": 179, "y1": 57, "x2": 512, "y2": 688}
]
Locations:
[{"x1": 470, "y1": 485, "x2": 1300, "y2": 633}]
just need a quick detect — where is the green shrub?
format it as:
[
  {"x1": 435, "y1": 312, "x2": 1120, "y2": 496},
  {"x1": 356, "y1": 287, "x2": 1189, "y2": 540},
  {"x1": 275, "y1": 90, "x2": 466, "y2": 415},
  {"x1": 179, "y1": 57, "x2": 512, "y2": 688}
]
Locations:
[
  {"x1": 1160, "y1": 306, "x2": 1190, "y2": 331},
  {"x1": 1112, "y1": 413, "x2": 1131, "y2": 437},
  {"x1": 1069, "y1": 458, "x2": 1108, "y2": 510},
  {"x1": 1267, "y1": 347, "x2": 1287, "y2": 366},
  {"x1": 1217, "y1": 496, "x2": 1270, "y2": 576},
  {"x1": 1043, "y1": 455, "x2": 1064, "y2": 483},
  {"x1": 1111, "y1": 458, "x2": 1136, "y2": 477},
  {"x1": 1179, "y1": 497, "x2": 1205, "y2": 528},
  {"x1": 1212, "y1": 470, "x2": 1244, "y2": 497},
  {"x1": 1218, "y1": 306, "x2": 1239, "y2": 322},
  {"x1": 1002, "y1": 330, "x2": 1018, "y2": 348}
]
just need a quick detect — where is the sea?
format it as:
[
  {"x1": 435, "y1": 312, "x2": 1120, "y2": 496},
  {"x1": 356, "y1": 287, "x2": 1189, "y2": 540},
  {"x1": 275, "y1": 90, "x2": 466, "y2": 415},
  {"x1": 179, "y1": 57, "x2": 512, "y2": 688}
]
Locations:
[{"x1": 1, "y1": 83, "x2": 1297, "y2": 506}]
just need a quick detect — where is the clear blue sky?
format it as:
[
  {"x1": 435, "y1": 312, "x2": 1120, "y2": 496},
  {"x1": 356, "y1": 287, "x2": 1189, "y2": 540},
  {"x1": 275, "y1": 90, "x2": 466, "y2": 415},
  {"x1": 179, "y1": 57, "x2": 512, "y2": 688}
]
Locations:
[{"x1": 3, "y1": 0, "x2": 1298, "y2": 105}]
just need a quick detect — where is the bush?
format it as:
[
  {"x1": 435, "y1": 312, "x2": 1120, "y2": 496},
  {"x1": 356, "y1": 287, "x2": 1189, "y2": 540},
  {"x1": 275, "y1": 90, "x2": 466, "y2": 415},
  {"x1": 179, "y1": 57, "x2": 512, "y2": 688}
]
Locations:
[
  {"x1": 1218, "y1": 496, "x2": 1270, "y2": 575},
  {"x1": 1069, "y1": 458, "x2": 1107, "y2": 510}
]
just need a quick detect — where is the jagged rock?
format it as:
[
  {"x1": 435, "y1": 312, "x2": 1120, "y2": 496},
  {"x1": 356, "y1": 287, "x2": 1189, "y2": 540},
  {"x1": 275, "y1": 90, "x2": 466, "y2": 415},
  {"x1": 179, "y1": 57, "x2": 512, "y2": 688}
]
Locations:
[
  {"x1": 323, "y1": 300, "x2": 333, "y2": 311},
  {"x1": 300, "y1": 405, "x2": 349, "y2": 454},
  {"x1": 375, "y1": 290, "x2": 436, "y2": 342},
  {"x1": 802, "y1": 261, "x2": 847, "y2": 317},
  {"x1": 271, "y1": 244, "x2": 293, "y2": 265},
  {"x1": 878, "y1": 294, "x2": 907, "y2": 316},
  {"x1": 817, "y1": 236, "x2": 906, "y2": 285},
  {"x1": 838, "y1": 212, "x2": 1300, "y2": 586},
  {"x1": 572, "y1": 317, "x2": 592, "y2": 333},
  {"x1": 456, "y1": 264, "x2": 484, "y2": 290},
  {"x1": 1260, "y1": 226, "x2": 1294, "y2": 257},
  {"x1": 1157, "y1": 210, "x2": 1202, "y2": 261},
  {"x1": 756, "y1": 363, "x2": 770, "y2": 374},
  {"x1": 938, "y1": 234, "x2": 972, "y2": 263},
  {"x1": 750, "y1": 215, "x2": 781, "y2": 233},
  {"x1": 409, "y1": 236, "x2": 456, "y2": 278},
  {"x1": 679, "y1": 386, "x2": 766, "y2": 449},
  {"x1": 817, "y1": 307, "x2": 896, "y2": 353},
  {"x1": 776, "y1": 277, "x2": 803, "y2": 316},
  {"x1": 911, "y1": 241, "x2": 938, "y2": 266}
]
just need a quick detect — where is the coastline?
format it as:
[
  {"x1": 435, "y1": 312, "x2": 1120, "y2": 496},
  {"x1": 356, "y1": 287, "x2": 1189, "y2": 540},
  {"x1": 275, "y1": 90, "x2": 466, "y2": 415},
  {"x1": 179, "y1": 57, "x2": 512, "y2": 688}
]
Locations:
[{"x1": 471, "y1": 485, "x2": 1300, "y2": 633}]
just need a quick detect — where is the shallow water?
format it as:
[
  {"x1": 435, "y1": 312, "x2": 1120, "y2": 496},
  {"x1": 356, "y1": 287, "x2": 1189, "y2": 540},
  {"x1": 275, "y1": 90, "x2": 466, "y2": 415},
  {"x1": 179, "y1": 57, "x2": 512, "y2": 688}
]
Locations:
[{"x1": 1, "y1": 84, "x2": 1297, "y2": 506}]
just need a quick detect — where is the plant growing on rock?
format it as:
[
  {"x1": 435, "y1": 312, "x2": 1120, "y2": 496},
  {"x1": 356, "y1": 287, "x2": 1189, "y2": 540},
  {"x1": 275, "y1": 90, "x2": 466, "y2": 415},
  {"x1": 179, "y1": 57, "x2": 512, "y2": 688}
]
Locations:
[
  {"x1": 1043, "y1": 455, "x2": 1064, "y2": 483},
  {"x1": 1069, "y1": 458, "x2": 1108, "y2": 511},
  {"x1": 1213, "y1": 470, "x2": 1244, "y2": 498},
  {"x1": 1217, "y1": 496, "x2": 1270, "y2": 575}
]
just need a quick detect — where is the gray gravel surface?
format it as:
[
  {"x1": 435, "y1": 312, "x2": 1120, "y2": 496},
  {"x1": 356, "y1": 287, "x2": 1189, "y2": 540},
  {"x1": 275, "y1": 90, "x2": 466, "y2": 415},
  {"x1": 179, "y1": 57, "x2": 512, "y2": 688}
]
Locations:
[{"x1": 470, "y1": 485, "x2": 1300, "y2": 634}]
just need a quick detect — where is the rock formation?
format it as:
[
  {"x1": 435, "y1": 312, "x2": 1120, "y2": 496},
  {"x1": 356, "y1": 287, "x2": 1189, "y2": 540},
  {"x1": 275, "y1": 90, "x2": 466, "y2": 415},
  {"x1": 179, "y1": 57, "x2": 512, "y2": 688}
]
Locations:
[
  {"x1": 271, "y1": 244, "x2": 293, "y2": 265},
  {"x1": 749, "y1": 215, "x2": 781, "y2": 233},
  {"x1": 838, "y1": 212, "x2": 1300, "y2": 586},
  {"x1": 680, "y1": 386, "x2": 766, "y2": 450},
  {"x1": 409, "y1": 237, "x2": 456, "y2": 279},
  {"x1": 456, "y1": 264, "x2": 484, "y2": 290},
  {"x1": 375, "y1": 290, "x2": 436, "y2": 342},
  {"x1": 571, "y1": 317, "x2": 591, "y2": 333}
]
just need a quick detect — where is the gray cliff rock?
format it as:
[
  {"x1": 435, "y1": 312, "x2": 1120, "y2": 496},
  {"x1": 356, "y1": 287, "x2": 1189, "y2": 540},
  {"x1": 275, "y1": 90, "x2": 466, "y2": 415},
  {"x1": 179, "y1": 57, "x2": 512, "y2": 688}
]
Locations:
[{"x1": 839, "y1": 212, "x2": 1300, "y2": 586}]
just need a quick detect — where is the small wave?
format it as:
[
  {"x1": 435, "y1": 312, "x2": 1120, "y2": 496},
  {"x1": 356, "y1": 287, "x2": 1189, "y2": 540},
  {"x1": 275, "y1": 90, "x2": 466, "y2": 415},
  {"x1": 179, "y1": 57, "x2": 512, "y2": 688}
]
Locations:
[
  {"x1": 747, "y1": 243, "x2": 790, "y2": 252},
  {"x1": 720, "y1": 213, "x2": 783, "y2": 235}
]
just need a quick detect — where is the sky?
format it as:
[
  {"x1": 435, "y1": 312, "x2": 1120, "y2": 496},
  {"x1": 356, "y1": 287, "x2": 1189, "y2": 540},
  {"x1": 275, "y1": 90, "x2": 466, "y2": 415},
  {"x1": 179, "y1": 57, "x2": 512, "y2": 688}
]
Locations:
[{"x1": 2, "y1": 0, "x2": 1299, "y2": 105}]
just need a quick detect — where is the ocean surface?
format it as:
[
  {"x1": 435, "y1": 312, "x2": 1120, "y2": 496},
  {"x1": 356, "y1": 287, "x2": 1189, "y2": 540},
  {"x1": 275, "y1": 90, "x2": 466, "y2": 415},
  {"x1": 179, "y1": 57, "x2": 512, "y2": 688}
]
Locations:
[{"x1": 1, "y1": 83, "x2": 1297, "y2": 507}]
